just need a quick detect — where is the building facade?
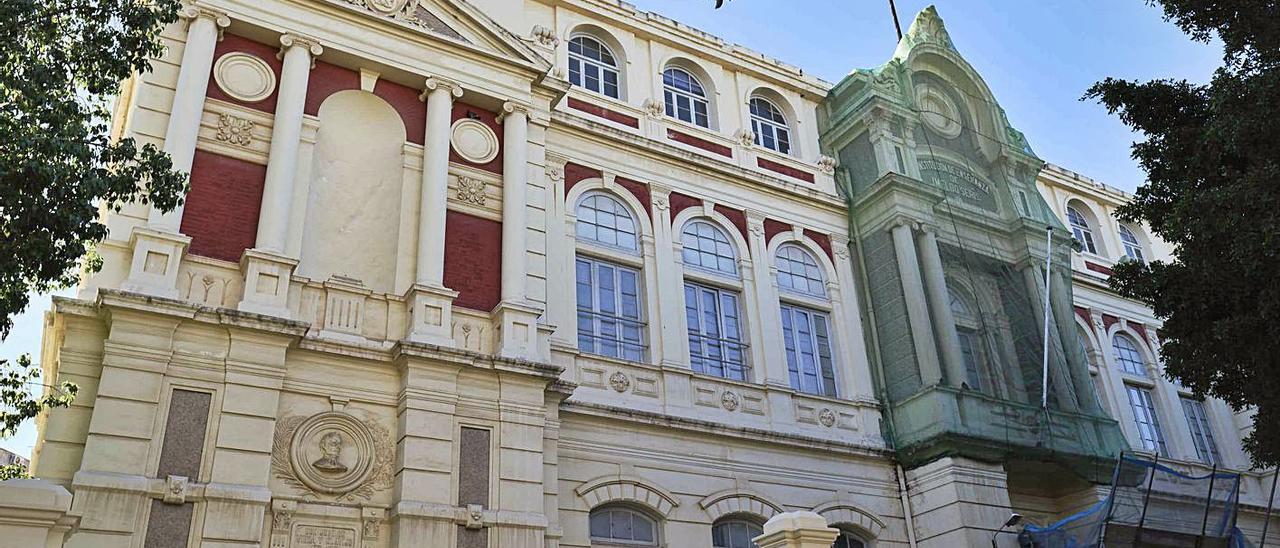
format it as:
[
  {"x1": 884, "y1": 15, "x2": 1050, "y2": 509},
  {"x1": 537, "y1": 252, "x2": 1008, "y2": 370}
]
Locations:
[{"x1": 9, "y1": 1, "x2": 1274, "y2": 548}]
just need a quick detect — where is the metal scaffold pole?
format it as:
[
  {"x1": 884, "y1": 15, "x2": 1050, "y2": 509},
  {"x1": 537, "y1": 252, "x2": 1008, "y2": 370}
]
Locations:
[{"x1": 1262, "y1": 468, "x2": 1278, "y2": 547}]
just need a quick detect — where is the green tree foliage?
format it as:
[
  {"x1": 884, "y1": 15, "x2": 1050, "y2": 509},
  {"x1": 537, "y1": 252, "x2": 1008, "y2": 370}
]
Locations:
[
  {"x1": 1, "y1": 0, "x2": 187, "y2": 455},
  {"x1": 1087, "y1": 0, "x2": 1279, "y2": 466}
]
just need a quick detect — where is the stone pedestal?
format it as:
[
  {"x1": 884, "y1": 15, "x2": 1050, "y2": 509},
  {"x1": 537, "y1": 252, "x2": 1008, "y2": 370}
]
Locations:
[
  {"x1": 492, "y1": 301, "x2": 544, "y2": 361},
  {"x1": 237, "y1": 248, "x2": 298, "y2": 318},
  {"x1": 753, "y1": 511, "x2": 839, "y2": 548},
  {"x1": 404, "y1": 284, "x2": 459, "y2": 346},
  {"x1": 905, "y1": 457, "x2": 1017, "y2": 548},
  {"x1": 0, "y1": 479, "x2": 77, "y2": 548},
  {"x1": 121, "y1": 227, "x2": 191, "y2": 299}
]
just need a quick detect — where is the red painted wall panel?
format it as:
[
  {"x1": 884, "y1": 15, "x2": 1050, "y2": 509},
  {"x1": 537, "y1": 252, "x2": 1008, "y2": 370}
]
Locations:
[
  {"x1": 807, "y1": 232, "x2": 834, "y2": 262},
  {"x1": 303, "y1": 60, "x2": 360, "y2": 117},
  {"x1": 206, "y1": 34, "x2": 282, "y2": 113},
  {"x1": 180, "y1": 150, "x2": 266, "y2": 263},
  {"x1": 714, "y1": 204, "x2": 748, "y2": 242},
  {"x1": 444, "y1": 211, "x2": 502, "y2": 312},
  {"x1": 667, "y1": 128, "x2": 733, "y2": 158},
  {"x1": 669, "y1": 192, "x2": 701, "y2": 221},
  {"x1": 566, "y1": 97, "x2": 640, "y2": 128},
  {"x1": 757, "y1": 157, "x2": 815, "y2": 183},
  {"x1": 564, "y1": 163, "x2": 602, "y2": 197},
  {"x1": 615, "y1": 177, "x2": 652, "y2": 220},
  {"x1": 763, "y1": 218, "x2": 791, "y2": 246},
  {"x1": 373, "y1": 79, "x2": 426, "y2": 145},
  {"x1": 1074, "y1": 305, "x2": 1092, "y2": 326}
]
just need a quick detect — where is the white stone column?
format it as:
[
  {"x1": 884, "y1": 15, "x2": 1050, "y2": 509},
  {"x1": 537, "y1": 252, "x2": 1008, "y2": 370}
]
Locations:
[
  {"x1": 916, "y1": 226, "x2": 967, "y2": 388},
  {"x1": 493, "y1": 101, "x2": 542, "y2": 360},
  {"x1": 405, "y1": 77, "x2": 462, "y2": 345},
  {"x1": 1048, "y1": 269, "x2": 1102, "y2": 414},
  {"x1": 542, "y1": 160, "x2": 574, "y2": 350},
  {"x1": 650, "y1": 187, "x2": 690, "y2": 368},
  {"x1": 746, "y1": 214, "x2": 790, "y2": 389},
  {"x1": 254, "y1": 33, "x2": 322, "y2": 254},
  {"x1": 890, "y1": 219, "x2": 943, "y2": 386},
  {"x1": 235, "y1": 33, "x2": 320, "y2": 318},
  {"x1": 147, "y1": 5, "x2": 229, "y2": 231},
  {"x1": 124, "y1": 6, "x2": 226, "y2": 298},
  {"x1": 829, "y1": 235, "x2": 876, "y2": 400}
]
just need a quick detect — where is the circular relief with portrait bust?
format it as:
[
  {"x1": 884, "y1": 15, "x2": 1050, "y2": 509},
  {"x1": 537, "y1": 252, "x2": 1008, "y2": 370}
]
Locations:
[{"x1": 288, "y1": 411, "x2": 377, "y2": 495}]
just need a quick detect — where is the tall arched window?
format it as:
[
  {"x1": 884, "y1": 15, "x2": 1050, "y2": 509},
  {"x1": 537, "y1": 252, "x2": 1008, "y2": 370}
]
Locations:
[
  {"x1": 663, "y1": 67, "x2": 710, "y2": 128},
  {"x1": 1066, "y1": 206, "x2": 1098, "y2": 254},
  {"x1": 1119, "y1": 224, "x2": 1145, "y2": 263},
  {"x1": 832, "y1": 530, "x2": 867, "y2": 548},
  {"x1": 1111, "y1": 333, "x2": 1147, "y2": 377},
  {"x1": 568, "y1": 35, "x2": 621, "y2": 99},
  {"x1": 682, "y1": 221, "x2": 748, "y2": 381},
  {"x1": 749, "y1": 97, "x2": 791, "y2": 154},
  {"x1": 712, "y1": 517, "x2": 763, "y2": 548},
  {"x1": 776, "y1": 244, "x2": 836, "y2": 397},
  {"x1": 589, "y1": 505, "x2": 659, "y2": 546},
  {"x1": 949, "y1": 289, "x2": 987, "y2": 392},
  {"x1": 576, "y1": 193, "x2": 645, "y2": 361}
]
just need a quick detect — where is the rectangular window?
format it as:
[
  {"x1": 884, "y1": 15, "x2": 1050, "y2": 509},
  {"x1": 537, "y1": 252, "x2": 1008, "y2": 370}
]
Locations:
[
  {"x1": 1126, "y1": 385, "x2": 1168, "y2": 456},
  {"x1": 894, "y1": 146, "x2": 907, "y2": 174},
  {"x1": 576, "y1": 257, "x2": 646, "y2": 361},
  {"x1": 685, "y1": 282, "x2": 748, "y2": 381},
  {"x1": 780, "y1": 305, "x2": 837, "y2": 397},
  {"x1": 568, "y1": 58, "x2": 581, "y2": 87},
  {"x1": 1016, "y1": 190, "x2": 1032, "y2": 216},
  {"x1": 1181, "y1": 398, "x2": 1222, "y2": 464},
  {"x1": 957, "y1": 331, "x2": 983, "y2": 392}
]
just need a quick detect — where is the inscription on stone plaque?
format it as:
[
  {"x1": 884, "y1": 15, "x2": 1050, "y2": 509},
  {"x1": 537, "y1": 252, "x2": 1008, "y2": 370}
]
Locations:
[{"x1": 294, "y1": 525, "x2": 356, "y2": 548}]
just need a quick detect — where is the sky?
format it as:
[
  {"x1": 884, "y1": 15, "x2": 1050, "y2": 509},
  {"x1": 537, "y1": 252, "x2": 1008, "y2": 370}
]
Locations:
[{"x1": 0, "y1": 1, "x2": 1225, "y2": 460}]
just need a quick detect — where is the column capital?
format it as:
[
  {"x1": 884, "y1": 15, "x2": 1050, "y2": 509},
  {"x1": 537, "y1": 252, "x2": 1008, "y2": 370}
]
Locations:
[
  {"x1": 278, "y1": 33, "x2": 323, "y2": 61},
  {"x1": 179, "y1": 3, "x2": 230, "y2": 27},
  {"x1": 885, "y1": 215, "x2": 918, "y2": 233},
  {"x1": 498, "y1": 100, "x2": 532, "y2": 123},
  {"x1": 421, "y1": 76, "x2": 464, "y2": 99}
]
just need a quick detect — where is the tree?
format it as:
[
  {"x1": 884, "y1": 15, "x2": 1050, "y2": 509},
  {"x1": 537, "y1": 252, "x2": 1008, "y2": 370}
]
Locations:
[
  {"x1": 1, "y1": 0, "x2": 188, "y2": 469},
  {"x1": 1087, "y1": 0, "x2": 1280, "y2": 466}
]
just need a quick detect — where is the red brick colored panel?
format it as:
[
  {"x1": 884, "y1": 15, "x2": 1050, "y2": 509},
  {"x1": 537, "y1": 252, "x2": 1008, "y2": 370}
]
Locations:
[
  {"x1": 763, "y1": 218, "x2": 791, "y2": 246},
  {"x1": 450, "y1": 102, "x2": 503, "y2": 174},
  {"x1": 1131, "y1": 323, "x2": 1148, "y2": 344},
  {"x1": 373, "y1": 79, "x2": 426, "y2": 145},
  {"x1": 566, "y1": 97, "x2": 640, "y2": 128},
  {"x1": 303, "y1": 60, "x2": 360, "y2": 116},
  {"x1": 1102, "y1": 314, "x2": 1120, "y2": 332},
  {"x1": 180, "y1": 150, "x2": 266, "y2": 263},
  {"x1": 206, "y1": 34, "x2": 281, "y2": 113},
  {"x1": 615, "y1": 177, "x2": 652, "y2": 221},
  {"x1": 669, "y1": 192, "x2": 701, "y2": 220},
  {"x1": 1074, "y1": 305, "x2": 1092, "y2": 326},
  {"x1": 756, "y1": 157, "x2": 815, "y2": 183},
  {"x1": 714, "y1": 204, "x2": 748, "y2": 242},
  {"x1": 444, "y1": 211, "x2": 502, "y2": 312},
  {"x1": 564, "y1": 163, "x2": 602, "y2": 197},
  {"x1": 1085, "y1": 261, "x2": 1114, "y2": 276},
  {"x1": 807, "y1": 232, "x2": 834, "y2": 262},
  {"x1": 666, "y1": 128, "x2": 732, "y2": 158}
]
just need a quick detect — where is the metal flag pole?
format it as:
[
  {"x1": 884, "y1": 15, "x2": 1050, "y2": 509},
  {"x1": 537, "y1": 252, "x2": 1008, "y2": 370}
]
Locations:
[
  {"x1": 1040, "y1": 225, "x2": 1054, "y2": 410},
  {"x1": 889, "y1": 0, "x2": 904, "y2": 40}
]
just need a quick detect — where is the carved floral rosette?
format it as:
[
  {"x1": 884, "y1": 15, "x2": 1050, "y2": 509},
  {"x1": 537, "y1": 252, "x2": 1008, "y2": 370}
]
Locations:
[{"x1": 272, "y1": 411, "x2": 394, "y2": 503}]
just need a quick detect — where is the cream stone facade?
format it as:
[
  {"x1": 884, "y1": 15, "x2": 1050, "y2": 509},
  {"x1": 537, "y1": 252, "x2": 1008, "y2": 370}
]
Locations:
[{"x1": 4, "y1": 1, "x2": 1273, "y2": 548}]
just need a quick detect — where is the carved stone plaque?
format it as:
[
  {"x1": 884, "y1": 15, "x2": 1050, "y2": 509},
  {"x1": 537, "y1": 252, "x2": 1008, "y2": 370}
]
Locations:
[
  {"x1": 272, "y1": 411, "x2": 394, "y2": 502},
  {"x1": 294, "y1": 525, "x2": 356, "y2": 548}
]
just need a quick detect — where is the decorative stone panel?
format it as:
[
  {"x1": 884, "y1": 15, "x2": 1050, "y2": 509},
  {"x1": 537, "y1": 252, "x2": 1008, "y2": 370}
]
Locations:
[
  {"x1": 812, "y1": 501, "x2": 886, "y2": 539},
  {"x1": 699, "y1": 489, "x2": 782, "y2": 522},
  {"x1": 575, "y1": 475, "x2": 680, "y2": 517}
]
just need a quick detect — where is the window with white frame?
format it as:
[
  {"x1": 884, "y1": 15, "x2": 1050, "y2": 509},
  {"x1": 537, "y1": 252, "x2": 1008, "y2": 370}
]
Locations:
[
  {"x1": 1181, "y1": 397, "x2": 1222, "y2": 464},
  {"x1": 1112, "y1": 333, "x2": 1147, "y2": 377},
  {"x1": 682, "y1": 221, "x2": 737, "y2": 276},
  {"x1": 1119, "y1": 224, "x2": 1146, "y2": 264},
  {"x1": 749, "y1": 96, "x2": 791, "y2": 154},
  {"x1": 1067, "y1": 206, "x2": 1098, "y2": 254},
  {"x1": 712, "y1": 518, "x2": 763, "y2": 548},
  {"x1": 1126, "y1": 385, "x2": 1168, "y2": 455},
  {"x1": 568, "y1": 35, "x2": 621, "y2": 99},
  {"x1": 663, "y1": 67, "x2": 710, "y2": 128},
  {"x1": 589, "y1": 505, "x2": 659, "y2": 546},
  {"x1": 775, "y1": 244, "x2": 825, "y2": 297},
  {"x1": 949, "y1": 289, "x2": 987, "y2": 392},
  {"x1": 780, "y1": 305, "x2": 837, "y2": 397},
  {"x1": 577, "y1": 193, "x2": 639, "y2": 251},
  {"x1": 685, "y1": 282, "x2": 748, "y2": 381},
  {"x1": 575, "y1": 193, "x2": 645, "y2": 361}
]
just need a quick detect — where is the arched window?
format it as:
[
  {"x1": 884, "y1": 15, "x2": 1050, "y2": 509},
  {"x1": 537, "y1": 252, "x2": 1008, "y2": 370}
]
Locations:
[
  {"x1": 775, "y1": 244, "x2": 824, "y2": 297},
  {"x1": 776, "y1": 244, "x2": 836, "y2": 397},
  {"x1": 832, "y1": 530, "x2": 867, "y2": 548},
  {"x1": 1066, "y1": 206, "x2": 1098, "y2": 254},
  {"x1": 577, "y1": 193, "x2": 639, "y2": 252},
  {"x1": 712, "y1": 517, "x2": 764, "y2": 548},
  {"x1": 663, "y1": 67, "x2": 710, "y2": 128},
  {"x1": 568, "y1": 35, "x2": 621, "y2": 99},
  {"x1": 949, "y1": 289, "x2": 986, "y2": 392},
  {"x1": 575, "y1": 193, "x2": 645, "y2": 361},
  {"x1": 682, "y1": 221, "x2": 737, "y2": 276},
  {"x1": 749, "y1": 96, "x2": 791, "y2": 154},
  {"x1": 1119, "y1": 225, "x2": 1145, "y2": 263},
  {"x1": 589, "y1": 505, "x2": 658, "y2": 546},
  {"x1": 682, "y1": 221, "x2": 748, "y2": 381},
  {"x1": 1111, "y1": 333, "x2": 1147, "y2": 377}
]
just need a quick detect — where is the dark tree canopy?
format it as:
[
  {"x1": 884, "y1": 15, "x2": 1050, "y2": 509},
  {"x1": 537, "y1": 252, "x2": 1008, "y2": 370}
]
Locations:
[
  {"x1": 1087, "y1": 0, "x2": 1280, "y2": 466},
  {"x1": 1, "y1": 0, "x2": 187, "y2": 456}
]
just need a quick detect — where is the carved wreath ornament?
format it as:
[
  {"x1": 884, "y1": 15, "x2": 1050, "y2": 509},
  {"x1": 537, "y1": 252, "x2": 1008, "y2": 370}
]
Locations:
[{"x1": 272, "y1": 411, "x2": 394, "y2": 502}]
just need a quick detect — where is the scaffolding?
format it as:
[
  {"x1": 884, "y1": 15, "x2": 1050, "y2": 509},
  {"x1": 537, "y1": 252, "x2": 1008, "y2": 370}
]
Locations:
[{"x1": 1022, "y1": 453, "x2": 1250, "y2": 547}]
